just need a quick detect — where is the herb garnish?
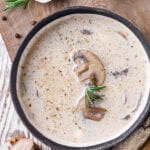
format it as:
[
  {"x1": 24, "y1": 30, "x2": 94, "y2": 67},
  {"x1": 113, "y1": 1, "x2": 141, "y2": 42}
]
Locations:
[
  {"x1": 4, "y1": 0, "x2": 30, "y2": 11},
  {"x1": 84, "y1": 85, "x2": 106, "y2": 108}
]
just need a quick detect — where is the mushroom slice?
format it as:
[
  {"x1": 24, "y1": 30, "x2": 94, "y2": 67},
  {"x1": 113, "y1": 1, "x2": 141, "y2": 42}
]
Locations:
[
  {"x1": 73, "y1": 50, "x2": 105, "y2": 85},
  {"x1": 76, "y1": 97, "x2": 107, "y2": 121},
  {"x1": 82, "y1": 107, "x2": 106, "y2": 121}
]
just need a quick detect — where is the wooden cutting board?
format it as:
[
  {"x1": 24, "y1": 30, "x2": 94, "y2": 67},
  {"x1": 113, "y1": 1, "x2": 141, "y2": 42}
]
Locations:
[
  {"x1": 0, "y1": 0, "x2": 150, "y2": 60},
  {"x1": 0, "y1": 0, "x2": 150, "y2": 149}
]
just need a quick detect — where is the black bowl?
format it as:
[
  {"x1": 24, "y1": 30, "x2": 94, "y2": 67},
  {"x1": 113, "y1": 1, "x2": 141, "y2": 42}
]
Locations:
[{"x1": 10, "y1": 6, "x2": 150, "y2": 150}]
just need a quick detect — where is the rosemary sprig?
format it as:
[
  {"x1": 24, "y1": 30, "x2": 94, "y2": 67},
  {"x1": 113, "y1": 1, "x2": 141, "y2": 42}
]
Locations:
[
  {"x1": 84, "y1": 85, "x2": 106, "y2": 108},
  {"x1": 4, "y1": 0, "x2": 30, "y2": 11}
]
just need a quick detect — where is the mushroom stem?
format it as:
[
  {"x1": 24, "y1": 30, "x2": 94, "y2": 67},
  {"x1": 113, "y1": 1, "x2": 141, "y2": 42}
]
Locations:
[{"x1": 74, "y1": 62, "x2": 89, "y2": 76}]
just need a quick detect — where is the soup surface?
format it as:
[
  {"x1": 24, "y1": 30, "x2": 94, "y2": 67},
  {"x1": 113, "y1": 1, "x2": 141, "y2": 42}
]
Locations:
[{"x1": 17, "y1": 14, "x2": 150, "y2": 147}]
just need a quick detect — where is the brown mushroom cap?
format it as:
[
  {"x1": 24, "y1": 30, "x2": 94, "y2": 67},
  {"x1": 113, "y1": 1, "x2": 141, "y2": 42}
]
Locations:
[{"x1": 73, "y1": 50, "x2": 105, "y2": 86}]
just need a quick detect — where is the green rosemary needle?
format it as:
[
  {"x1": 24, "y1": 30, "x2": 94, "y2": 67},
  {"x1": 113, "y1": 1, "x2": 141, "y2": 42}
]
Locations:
[
  {"x1": 4, "y1": 0, "x2": 30, "y2": 11},
  {"x1": 84, "y1": 85, "x2": 106, "y2": 108}
]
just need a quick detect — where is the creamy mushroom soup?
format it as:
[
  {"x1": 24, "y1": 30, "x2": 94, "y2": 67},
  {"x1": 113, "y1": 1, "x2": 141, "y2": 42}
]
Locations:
[{"x1": 17, "y1": 14, "x2": 150, "y2": 147}]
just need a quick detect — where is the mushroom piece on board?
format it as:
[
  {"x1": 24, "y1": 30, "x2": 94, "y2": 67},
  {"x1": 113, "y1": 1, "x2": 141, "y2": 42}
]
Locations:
[{"x1": 8, "y1": 138, "x2": 37, "y2": 150}]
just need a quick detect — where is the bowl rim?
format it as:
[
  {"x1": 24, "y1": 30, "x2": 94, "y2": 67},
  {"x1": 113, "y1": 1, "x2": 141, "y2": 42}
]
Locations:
[{"x1": 10, "y1": 6, "x2": 150, "y2": 150}]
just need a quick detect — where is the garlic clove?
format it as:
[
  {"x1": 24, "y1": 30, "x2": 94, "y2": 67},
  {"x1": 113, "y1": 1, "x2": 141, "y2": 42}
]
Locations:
[{"x1": 35, "y1": 0, "x2": 51, "y2": 3}]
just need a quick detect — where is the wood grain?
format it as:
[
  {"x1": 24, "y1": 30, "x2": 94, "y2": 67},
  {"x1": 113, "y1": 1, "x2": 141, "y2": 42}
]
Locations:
[
  {"x1": 0, "y1": 0, "x2": 150, "y2": 149},
  {"x1": 0, "y1": 0, "x2": 150, "y2": 60},
  {"x1": 113, "y1": 117, "x2": 150, "y2": 150}
]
